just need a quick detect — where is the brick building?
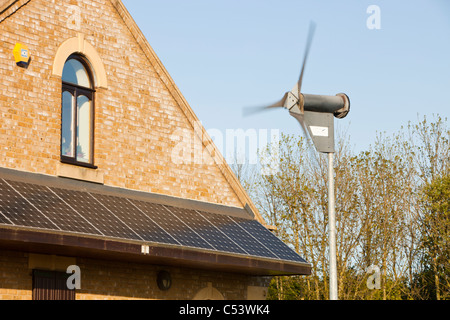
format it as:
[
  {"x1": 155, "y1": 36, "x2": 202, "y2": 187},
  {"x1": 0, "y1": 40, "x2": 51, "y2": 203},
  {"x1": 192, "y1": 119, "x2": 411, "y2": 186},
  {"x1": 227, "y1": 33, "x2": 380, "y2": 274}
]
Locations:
[{"x1": 0, "y1": 0, "x2": 311, "y2": 300}]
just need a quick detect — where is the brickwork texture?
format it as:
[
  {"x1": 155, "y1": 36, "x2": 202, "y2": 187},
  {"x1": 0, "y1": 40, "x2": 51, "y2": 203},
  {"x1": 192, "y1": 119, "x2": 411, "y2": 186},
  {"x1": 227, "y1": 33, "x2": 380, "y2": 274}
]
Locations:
[
  {"x1": 0, "y1": 249, "x2": 271, "y2": 300},
  {"x1": 0, "y1": 0, "x2": 245, "y2": 208}
]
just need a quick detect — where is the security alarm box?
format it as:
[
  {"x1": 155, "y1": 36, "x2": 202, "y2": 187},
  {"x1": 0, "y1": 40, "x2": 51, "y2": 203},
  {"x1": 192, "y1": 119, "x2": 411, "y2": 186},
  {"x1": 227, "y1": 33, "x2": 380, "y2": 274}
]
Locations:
[{"x1": 13, "y1": 43, "x2": 30, "y2": 67}]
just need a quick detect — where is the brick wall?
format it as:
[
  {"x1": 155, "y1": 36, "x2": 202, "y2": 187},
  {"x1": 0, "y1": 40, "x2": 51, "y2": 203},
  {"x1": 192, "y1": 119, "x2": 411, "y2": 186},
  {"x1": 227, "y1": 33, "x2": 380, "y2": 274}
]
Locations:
[
  {"x1": 0, "y1": 250, "x2": 272, "y2": 300},
  {"x1": 77, "y1": 257, "x2": 271, "y2": 300},
  {"x1": 0, "y1": 0, "x2": 244, "y2": 208},
  {"x1": 0, "y1": 250, "x2": 32, "y2": 300}
]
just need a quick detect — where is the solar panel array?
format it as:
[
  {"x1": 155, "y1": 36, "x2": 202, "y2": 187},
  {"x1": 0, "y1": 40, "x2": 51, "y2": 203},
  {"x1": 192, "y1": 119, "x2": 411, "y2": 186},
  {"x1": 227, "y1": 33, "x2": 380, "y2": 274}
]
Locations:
[{"x1": 0, "y1": 178, "x2": 307, "y2": 263}]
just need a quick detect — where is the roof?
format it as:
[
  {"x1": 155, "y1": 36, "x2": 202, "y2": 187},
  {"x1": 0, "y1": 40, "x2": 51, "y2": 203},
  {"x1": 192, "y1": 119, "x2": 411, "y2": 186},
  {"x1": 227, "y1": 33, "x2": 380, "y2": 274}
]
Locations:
[{"x1": 0, "y1": 168, "x2": 311, "y2": 275}]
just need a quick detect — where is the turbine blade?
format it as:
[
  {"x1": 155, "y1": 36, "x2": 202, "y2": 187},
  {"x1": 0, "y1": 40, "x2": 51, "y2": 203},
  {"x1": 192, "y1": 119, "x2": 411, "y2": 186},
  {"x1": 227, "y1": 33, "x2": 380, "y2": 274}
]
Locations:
[
  {"x1": 242, "y1": 93, "x2": 288, "y2": 117},
  {"x1": 297, "y1": 21, "x2": 316, "y2": 96}
]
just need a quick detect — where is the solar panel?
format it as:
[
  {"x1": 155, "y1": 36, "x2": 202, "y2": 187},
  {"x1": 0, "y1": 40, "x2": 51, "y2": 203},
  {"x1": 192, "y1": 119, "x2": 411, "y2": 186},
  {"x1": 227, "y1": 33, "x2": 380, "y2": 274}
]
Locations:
[
  {"x1": 0, "y1": 179, "x2": 59, "y2": 230},
  {"x1": 202, "y1": 212, "x2": 278, "y2": 259},
  {"x1": 0, "y1": 180, "x2": 13, "y2": 225},
  {"x1": 6, "y1": 180, "x2": 102, "y2": 236},
  {"x1": 167, "y1": 206, "x2": 247, "y2": 255},
  {"x1": 130, "y1": 199, "x2": 214, "y2": 250},
  {"x1": 231, "y1": 217, "x2": 308, "y2": 263},
  {"x1": 0, "y1": 210, "x2": 12, "y2": 225},
  {"x1": 49, "y1": 187, "x2": 141, "y2": 241},
  {"x1": 89, "y1": 193, "x2": 178, "y2": 245},
  {"x1": 0, "y1": 177, "x2": 307, "y2": 264}
]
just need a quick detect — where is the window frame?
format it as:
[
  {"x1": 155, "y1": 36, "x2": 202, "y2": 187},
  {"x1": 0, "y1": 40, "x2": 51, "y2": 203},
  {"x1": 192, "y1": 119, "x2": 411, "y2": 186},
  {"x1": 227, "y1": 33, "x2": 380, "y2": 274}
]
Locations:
[{"x1": 60, "y1": 55, "x2": 97, "y2": 169}]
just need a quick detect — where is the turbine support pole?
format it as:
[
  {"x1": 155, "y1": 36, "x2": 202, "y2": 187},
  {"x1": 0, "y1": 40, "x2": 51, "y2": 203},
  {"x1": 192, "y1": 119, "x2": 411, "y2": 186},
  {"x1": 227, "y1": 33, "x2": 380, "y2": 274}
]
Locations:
[{"x1": 328, "y1": 152, "x2": 338, "y2": 300}]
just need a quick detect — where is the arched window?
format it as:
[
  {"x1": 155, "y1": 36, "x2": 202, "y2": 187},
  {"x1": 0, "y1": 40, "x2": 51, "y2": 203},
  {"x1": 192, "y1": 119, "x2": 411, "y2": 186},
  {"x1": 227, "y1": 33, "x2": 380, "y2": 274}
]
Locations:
[{"x1": 61, "y1": 55, "x2": 96, "y2": 168}]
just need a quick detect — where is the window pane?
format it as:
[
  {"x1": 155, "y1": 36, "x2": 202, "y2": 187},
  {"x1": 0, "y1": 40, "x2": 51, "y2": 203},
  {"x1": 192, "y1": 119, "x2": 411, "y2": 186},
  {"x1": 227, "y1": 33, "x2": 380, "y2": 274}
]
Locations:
[
  {"x1": 77, "y1": 95, "x2": 91, "y2": 163},
  {"x1": 62, "y1": 59, "x2": 91, "y2": 88},
  {"x1": 61, "y1": 91, "x2": 74, "y2": 157}
]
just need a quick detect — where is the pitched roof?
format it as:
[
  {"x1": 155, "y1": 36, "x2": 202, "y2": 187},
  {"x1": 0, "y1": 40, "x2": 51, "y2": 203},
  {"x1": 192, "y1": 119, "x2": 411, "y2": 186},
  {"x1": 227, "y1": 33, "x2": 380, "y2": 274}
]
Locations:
[{"x1": 0, "y1": 167, "x2": 311, "y2": 275}]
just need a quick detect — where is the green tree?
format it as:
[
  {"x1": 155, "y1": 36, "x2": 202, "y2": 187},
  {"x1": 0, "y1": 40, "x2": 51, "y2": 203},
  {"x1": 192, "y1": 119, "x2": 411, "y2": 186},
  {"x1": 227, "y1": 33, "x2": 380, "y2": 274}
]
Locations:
[
  {"x1": 231, "y1": 115, "x2": 449, "y2": 300},
  {"x1": 419, "y1": 174, "x2": 450, "y2": 300}
]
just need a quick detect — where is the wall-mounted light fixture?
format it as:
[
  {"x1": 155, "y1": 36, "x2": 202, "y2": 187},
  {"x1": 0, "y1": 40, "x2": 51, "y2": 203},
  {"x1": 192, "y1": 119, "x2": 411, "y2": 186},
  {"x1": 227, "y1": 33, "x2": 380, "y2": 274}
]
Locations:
[
  {"x1": 13, "y1": 43, "x2": 31, "y2": 68},
  {"x1": 157, "y1": 270, "x2": 172, "y2": 291}
]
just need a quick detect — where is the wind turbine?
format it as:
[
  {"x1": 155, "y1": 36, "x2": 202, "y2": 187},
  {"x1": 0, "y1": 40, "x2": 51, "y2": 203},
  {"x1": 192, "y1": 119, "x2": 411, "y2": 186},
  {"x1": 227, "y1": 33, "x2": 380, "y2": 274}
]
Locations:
[
  {"x1": 243, "y1": 21, "x2": 350, "y2": 153},
  {"x1": 244, "y1": 22, "x2": 351, "y2": 300}
]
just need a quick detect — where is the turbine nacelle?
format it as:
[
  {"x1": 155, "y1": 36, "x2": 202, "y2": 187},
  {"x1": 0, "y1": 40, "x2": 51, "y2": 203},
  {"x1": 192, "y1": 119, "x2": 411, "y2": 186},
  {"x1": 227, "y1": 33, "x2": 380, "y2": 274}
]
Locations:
[
  {"x1": 284, "y1": 83, "x2": 351, "y2": 119},
  {"x1": 243, "y1": 21, "x2": 351, "y2": 154}
]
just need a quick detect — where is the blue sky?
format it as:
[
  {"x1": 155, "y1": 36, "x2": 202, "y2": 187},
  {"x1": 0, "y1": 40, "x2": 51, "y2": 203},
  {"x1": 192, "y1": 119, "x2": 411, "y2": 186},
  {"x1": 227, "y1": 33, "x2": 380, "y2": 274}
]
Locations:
[{"x1": 122, "y1": 0, "x2": 450, "y2": 156}]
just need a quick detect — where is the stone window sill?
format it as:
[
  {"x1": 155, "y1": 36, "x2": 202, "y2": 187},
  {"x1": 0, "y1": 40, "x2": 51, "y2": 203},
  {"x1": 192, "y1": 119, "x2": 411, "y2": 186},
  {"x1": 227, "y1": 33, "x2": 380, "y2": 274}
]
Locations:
[{"x1": 57, "y1": 162, "x2": 104, "y2": 184}]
